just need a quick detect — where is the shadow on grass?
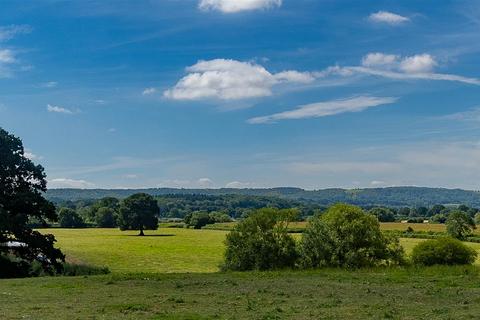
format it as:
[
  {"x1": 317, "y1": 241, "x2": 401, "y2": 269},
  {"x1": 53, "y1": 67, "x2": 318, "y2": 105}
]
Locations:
[{"x1": 124, "y1": 234, "x2": 176, "y2": 237}]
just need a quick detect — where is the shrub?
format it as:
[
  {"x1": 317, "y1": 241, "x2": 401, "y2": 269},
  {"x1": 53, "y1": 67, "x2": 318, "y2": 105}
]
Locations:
[
  {"x1": 299, "y1": 204, "x2": 405, "y2": 268},
  {"x1": 222, "y1": 208, "x2": 298, "y2": 271},
  {"x1": 411, "y1": 237, "x2": 477, "y2": 266},
  {"x1": 446, "y1": 211, "x2": 476, "y2": 239}
]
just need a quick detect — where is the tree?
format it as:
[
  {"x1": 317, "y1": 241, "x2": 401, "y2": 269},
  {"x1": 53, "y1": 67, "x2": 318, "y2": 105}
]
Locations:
[
  {"x1": 95, "y1": 207, "x2": 117, "y2": 228},
  {"x1": 368, "y1": 207, "x2": 395, "y2": 222},
  {"x1": 118, "y1": 193, "x2": 159, "y2": 236},
  {"x1": 58, "y1": 208, "x2": 85, "y2": 228},
  {"x1": 0, "y1": 128, "x2": 64, "y2": 277},
  {"x1": 223, "y1": 208, "x2": 298, "y2": 271},
  {"x1": 299, "y1": 204, "x2": 404, "y2": 268},
  {"x1": 428, "y1": 204, "x2": 446, "y2": 217},
  {"x1": 446, "y1": 211, "x2": 476, "y2": 240}
]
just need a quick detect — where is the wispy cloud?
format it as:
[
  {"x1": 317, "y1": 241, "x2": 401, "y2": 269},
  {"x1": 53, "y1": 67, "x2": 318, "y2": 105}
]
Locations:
[
  {"x1": 248, "y1": 96, "x2": 397, "y2": 124},
  {"x1": 46, "y1": 104, "x2": 77, "y2": 114},
  {"x1": 0, "y1": 49, "x2": 15, "y2": 64},
  {"x1": 165, "y1": 59, "x2": 313, "y2": 101},
  {"x1": 199, "y1": 0, "x2": 281, "y2": 13},
  {"x1": 368, "y1": 11, "x2": 410, "y2": 25},
  {"x1": 0, "y1": 24, "x2": 32, "y2": 41},
  {"x1": 441, "y1": 107, "x2": 480, "y2": 122},
  {"x1": 38, "y1": 81, "x2": 58, "y2": 88},
  {"x1": 317, "y1": 53, "x2": 480, "y2": 85}
]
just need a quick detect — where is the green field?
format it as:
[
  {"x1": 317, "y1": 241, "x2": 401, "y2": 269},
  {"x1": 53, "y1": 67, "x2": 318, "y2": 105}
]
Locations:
[{"x1": 3, "y1": 227, "x2": 480, "y2": 319}]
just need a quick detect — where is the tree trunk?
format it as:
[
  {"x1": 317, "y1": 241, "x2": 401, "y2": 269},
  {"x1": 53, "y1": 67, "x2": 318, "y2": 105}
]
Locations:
[{"x1": 138, "y1": 229, "x2": 145, "y2": 236}]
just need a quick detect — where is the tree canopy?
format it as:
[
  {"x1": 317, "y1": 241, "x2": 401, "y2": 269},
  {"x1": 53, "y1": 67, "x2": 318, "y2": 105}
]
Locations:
[
  {"x1": 118, "y1": 193, "x2": 159, "y2": 236},
  {"x1": 0, "y1": 128, "x2": 64, "y2": 277}
]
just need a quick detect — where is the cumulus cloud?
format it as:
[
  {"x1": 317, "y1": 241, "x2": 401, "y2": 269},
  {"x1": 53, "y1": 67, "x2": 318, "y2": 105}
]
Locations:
[
  {"x1": 199, "y1": 0, "x2": 281, "y2": 13},
  {"x1": 49, "y1": 178, "x2": 95, "y2": 189},
  {"x1": 248, "y1": 96, "x2": 397, "y2": 124},
  {"x1": 24, "y1": 149, "x2": 43, "y2": 161},
  {"x1": 164, "y1": 59, "x2": 313, "y2": 100},
  {"x1": 142, "y1": 87, "x2": 157, "y2": 95},
  {"x1": 318, "y1": 53, "x2": 480, "y2": 85},
  {"x1": 369, "y1": 11, "x2": 410, "y2": 25},
  {"x1": 0, "y1": 24, "x2": 32, "y2": 41}
]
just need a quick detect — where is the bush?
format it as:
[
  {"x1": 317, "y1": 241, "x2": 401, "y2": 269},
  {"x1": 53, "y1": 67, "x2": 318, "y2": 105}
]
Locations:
[
  {"x1": 411, "y1": 237, "x2": 477, "y2": 266},
  {"x1": 222, "y1": 208, "x2": 298, "y2": 271},
  {"x1": 299, "y1": 204, "x2": 405, "y2": 268}
]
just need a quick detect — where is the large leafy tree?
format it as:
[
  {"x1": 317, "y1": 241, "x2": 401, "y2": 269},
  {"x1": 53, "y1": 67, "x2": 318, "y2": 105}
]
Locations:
[
  {"x1": 118, "y1": 193, "x2": 159, "y2": 236},
  {"x1": 446, "y1": 210, "x2": 476, "y2": 240},
  {"x1": 0, "y1": 128, "x2": 64, "y2": 276}
]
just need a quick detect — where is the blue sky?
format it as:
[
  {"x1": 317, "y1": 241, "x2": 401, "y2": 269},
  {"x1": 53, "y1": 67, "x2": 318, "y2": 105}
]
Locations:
[{"x1": 1, "y1": 0, "x2": 480, "y2": 190}]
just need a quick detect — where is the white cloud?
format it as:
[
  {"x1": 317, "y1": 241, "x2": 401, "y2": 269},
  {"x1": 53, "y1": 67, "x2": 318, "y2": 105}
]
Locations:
[
  {"x1": 24, "y1": 149, "x2": 43, "y2": 161},
  {"x1": 225, "y1": 181, "x2": 254, "y2": 188},
  {"x1": 164, "y1": 59, "x2": 313, "y2": 100},
  {"x1": 197, "y1": 177, "x2": 214, "y2": 187},
  {"x1": 0, "y1": 49, "x2": 15, "y2": 63},
  {"x1": 123, "y1": 174, "x2": 138, "y2": 179},
  {"x1": 319, "y1": 53, "x2": 480, "y2": 85},
  {"x1": 370, "y1": 180, "x2": 386, "y2": 186},
  {"x1": 49, "y1": 178, "x2": 95, "y2": 189},
  {"x1": 108, "y1": 128, "x2": 117, "y2": 133},
  {"x1": 47, "y1": 104, "x2": 75, "y2": 114},
  {"x1": 0, "y1": 24, "x2": 32, "y2": 41},
  {"x1": 199, "y1": 0, "x2": 281, "y2": 13},
  {"x1": 248, "y1": 96, "x2": 397, "y2": 124},
  {"x1": 369, "y1": 11, "x2": 410, "y2": 25},
  {"x1": 142, "y1": 87, "x2": 157, "y2": 95},
  {"x1": 399, "y1": 54, "x2": 437, "y2": 73},
  {"x1": 361, "y1": 53, "x2": 399, "y2": 68},
  {"x1": 289, "y1": 161, "x2": 398, "y2": 174}
]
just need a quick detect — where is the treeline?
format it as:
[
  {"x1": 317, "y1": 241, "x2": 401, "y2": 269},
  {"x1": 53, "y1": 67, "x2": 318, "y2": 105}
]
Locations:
[
  {"x1": 46, "y1": 186, "x2": 480, "y2": 207},
  {"x1": 42, "y1": 193, "x2": 480, "y2": 228}
]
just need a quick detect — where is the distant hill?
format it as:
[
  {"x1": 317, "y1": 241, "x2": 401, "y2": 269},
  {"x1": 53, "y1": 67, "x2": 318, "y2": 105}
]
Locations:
[{"x1": 46, "y1": 186, "x2": 480, "y2": 207}]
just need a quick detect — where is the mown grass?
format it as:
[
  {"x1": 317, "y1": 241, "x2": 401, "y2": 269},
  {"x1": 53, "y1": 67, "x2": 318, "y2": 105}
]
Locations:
[{"x1": 2, "y1": 266, "x2": 480, "y2": 319}]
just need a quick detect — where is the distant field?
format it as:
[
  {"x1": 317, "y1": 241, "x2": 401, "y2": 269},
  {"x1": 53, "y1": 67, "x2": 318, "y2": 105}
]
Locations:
[
  {"x1": 42, "y1": 227, "x2": 480, "y2": 273},
  {"x1": 2, "y1": 266, "x2": 480, "y2": 319}
]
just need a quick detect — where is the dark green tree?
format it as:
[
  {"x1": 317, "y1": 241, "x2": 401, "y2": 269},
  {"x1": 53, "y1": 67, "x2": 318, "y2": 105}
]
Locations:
[
  {"x1": 0, "y1": 128, "x2": 64, "y2": 277},
  {"x1": 118, "y1": 193, "x2": 159, "y2": 236},
  {"x1": 446, "y1": 210, "x2": 476, "y2": 240},
  {"x1": 58, "y1": 208, "x2": 85, "y2": 228},
  {"x1": 368, "y1": 207, "x2": 395, "y2": 222},
  {"x1": 95, "y1": 207, "x2": 117, "y2": 228}
]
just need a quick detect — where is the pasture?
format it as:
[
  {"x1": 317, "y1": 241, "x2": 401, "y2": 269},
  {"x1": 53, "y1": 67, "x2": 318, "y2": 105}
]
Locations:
[{"x1": 2, "y1": 226, "x2": 480, "y2": 319}]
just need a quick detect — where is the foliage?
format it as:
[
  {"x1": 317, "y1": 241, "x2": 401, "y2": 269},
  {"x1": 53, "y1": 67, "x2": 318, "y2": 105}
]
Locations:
[
  {"x1": 184, "y1": 211, "x2": 233, "y2": 229},
  {"x1": 430, "y1": 213, "x2": 447, "y2": 224},
  {"x1": 368, "y1": 207, "x2": 396, "y2": 222},
  {"x1": 299, "y1": 204, "x2": 405, "y2": 268},
  {"x1": 95, "y1": 207, "x2": 117, "y2": 228},
  {"x1": 446, "y1": 211, "x2": 476, "y2": 239},
  {"x1": 223, "y1": 208, "x2": 299, "y2": 271},
  {"x1": 118, "y1": 193, "x2": 159, "y2": 236},
  {"x1": 58, "y1": 207, "x2": 86, "y2": 228},
  {"x1": 411, "y1": 237, "x2": 477, "y2": 266},
  {"x1": 0, "y1": 127, "x2": 64, "y2": 276}
]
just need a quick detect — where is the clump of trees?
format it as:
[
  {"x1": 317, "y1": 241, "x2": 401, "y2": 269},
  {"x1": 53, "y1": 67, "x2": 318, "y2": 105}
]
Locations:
[
  {"x1": 184, "y1": 211, "x2": 233, "y2": 229},
  {"x1": 223, "y1": 208, "x2": 298, "y2": 271},
  {"x1": 58, "y1": 208, "x2": 86, "y2": 228},
  {"x1": 223, "y1": 204, "x2": 404, "y2": 271},
  {"x1": 0, "y1": 128, "x2": 64, "y2": 278},
  {"x1": 300, "y1": 204, "x2": 404, "y2": 268},
  {"x1": 411, "y1": 237, "x2": 477, "y2": 266},
  {"x1": 446, "y1": 211, "x2": 476, "y2": 240}
]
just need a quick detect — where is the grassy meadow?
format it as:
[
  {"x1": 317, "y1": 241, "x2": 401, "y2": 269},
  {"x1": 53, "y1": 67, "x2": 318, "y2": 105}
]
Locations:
[{"x1": 3, "y1": 225, "x2": 480, "y2": 319}]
